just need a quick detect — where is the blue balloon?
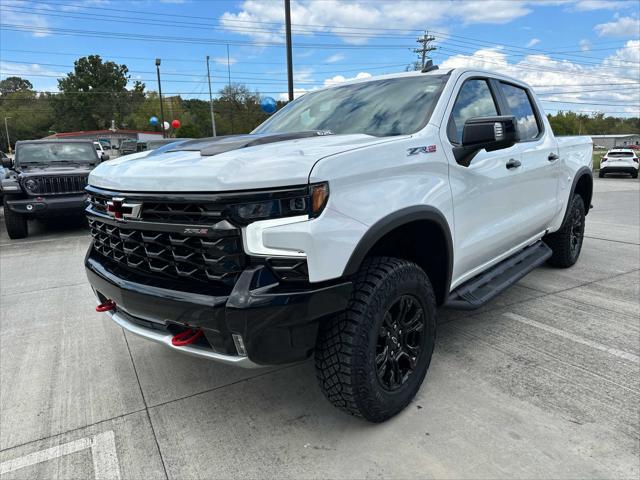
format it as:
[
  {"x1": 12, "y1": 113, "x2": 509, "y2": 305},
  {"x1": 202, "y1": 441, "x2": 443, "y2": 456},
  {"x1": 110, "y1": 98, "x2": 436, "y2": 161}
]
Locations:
[
  {"x1": 260, "y1": 97, "x2": 277, "y2": 114},
  {"x1": 149, "y1": 116, "x2": 159, "y2": 126}
]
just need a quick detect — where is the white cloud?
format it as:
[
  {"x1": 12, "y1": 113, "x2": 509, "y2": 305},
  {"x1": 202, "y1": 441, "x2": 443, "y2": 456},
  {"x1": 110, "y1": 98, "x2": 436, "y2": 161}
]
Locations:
[
  {"x1": 440, "y1": 42, "x2": 640, "y2": 116},
  {"x1": 579, "y1": 39, "x2": 591, "y2": 51},
  {"x1": 594, "y1": 16, "x2": 640, "y2": 37},
  {"x1": 0, "y1": 61, "x2": 64, "y2": 79},
  {"x1": 220, "y1": 1, "x2": 534, "y2": 45},
  {"x1": 211, "y1": 56, "x2": 237, "y2": 66},
  {"x1": 1, "y1": 0, "x2": 51, "y2": 37},
  {"x1": 325, "y1": 54, "x2": 346, "y2": 64},
  {"x1": 572, "y1": 0, "x2": 635, "y2": 11},
  {"x1": 526, "y1": 38, "x2": 540, "y2": 47}
]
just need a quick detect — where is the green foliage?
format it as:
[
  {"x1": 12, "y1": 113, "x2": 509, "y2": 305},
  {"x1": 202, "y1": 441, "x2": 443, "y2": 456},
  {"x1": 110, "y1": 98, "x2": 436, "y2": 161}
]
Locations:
[
  {"x1": 52, "y1": 55, "x2": 145, "y2": 131},
  {"x1": 0, "y1": 77, "x2": 34, "y2": 95},
  {"x1": 176, "y1": 123, "x2": 203, "y2": 138},
  {"x1": 547, "y1": 111, "x2": 640, "y2": 136}
]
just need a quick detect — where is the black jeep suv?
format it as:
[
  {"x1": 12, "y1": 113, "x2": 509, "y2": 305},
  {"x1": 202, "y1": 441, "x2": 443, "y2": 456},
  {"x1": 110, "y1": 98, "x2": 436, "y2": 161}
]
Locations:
[{"x1": 1, "y1": 140, "x2": 101, "y2": 239}]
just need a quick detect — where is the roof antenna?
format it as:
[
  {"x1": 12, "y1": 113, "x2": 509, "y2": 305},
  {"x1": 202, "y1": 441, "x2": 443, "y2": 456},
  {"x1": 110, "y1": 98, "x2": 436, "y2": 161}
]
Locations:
[{"x1": 422, "y1": 59, "x2": 439, "y2": 73}]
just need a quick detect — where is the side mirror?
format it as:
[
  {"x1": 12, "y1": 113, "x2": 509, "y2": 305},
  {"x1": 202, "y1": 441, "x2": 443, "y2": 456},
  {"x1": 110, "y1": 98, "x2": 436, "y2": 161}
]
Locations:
[
  {"x1": 453, "y1": 115, "x2": 519, "y2": 167},
  {"x1": 101, "y1": 153, "x2": 110, "y2": 162},
  {"x1": 1, "y1": 157, "x2": 12, "y2": 169}
]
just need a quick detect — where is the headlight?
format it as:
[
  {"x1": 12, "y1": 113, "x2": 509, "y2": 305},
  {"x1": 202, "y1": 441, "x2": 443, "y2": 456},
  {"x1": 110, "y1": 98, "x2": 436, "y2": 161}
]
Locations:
[
  {"x1": 230, "y1": 182, "x2": 329, "y2": 224},
  {"x1": 24, "y1": 178, "x2": 39, "y2": 191}
]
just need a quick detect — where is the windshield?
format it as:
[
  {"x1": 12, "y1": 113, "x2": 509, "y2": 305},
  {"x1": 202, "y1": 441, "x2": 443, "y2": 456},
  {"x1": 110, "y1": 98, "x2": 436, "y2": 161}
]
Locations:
[
  {"x1": 17, "y1": 143, "x2": 98, "y2": 165},
  {"x1": 253, "y1": 75, "x2": 448, "y2": 137}
]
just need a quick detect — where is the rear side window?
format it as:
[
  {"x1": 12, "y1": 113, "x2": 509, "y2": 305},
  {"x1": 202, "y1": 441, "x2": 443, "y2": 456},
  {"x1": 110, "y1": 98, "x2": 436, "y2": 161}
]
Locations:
[
  {"x1": 500, "y1": 82, "x2": 540, "y2": 141},
  {"x1": 448, "y1": 79, "x2": 498, "y2": 144}
]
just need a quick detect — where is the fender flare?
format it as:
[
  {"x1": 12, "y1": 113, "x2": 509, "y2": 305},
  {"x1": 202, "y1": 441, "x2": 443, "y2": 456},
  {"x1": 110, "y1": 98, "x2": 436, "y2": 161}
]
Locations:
[
  {"x1": 342, "y1": 206, "x2": 454, "y2": 300},
  {"x1": 559, "y1": 166, "x2": 593, "y2": 227}
]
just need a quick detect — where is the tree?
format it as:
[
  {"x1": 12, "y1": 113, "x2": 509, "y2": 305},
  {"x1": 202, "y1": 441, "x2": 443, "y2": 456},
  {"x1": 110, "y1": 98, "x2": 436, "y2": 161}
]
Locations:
[
  {"x1": 52, "y1": 55, "x2": 145, "y2": 132},
  {"x1": 0, "y1": 76, "x2": 34, "y2": 95},
  {"x1": 176, "y1": 123, "x2": 203, "y2": 138}
]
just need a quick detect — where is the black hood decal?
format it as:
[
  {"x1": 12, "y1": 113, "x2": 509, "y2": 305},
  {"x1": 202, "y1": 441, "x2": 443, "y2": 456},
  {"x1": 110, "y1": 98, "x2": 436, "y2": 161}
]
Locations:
[{"x1": 169, "y1": 131, "x2": 330, "y2": 157}]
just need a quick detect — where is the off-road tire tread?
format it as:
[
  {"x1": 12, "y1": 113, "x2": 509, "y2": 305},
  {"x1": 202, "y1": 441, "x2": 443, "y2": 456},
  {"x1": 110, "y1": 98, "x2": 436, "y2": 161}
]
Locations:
[
  {"x1": 4, "y1": 206, "x2": 28, "y2": 239},
  {"x1": 544, "y1": 195, "x2": 585, "y2": 268},
  {"x1": 315, "y1": 256, "x2": 436, "y2": 422}
]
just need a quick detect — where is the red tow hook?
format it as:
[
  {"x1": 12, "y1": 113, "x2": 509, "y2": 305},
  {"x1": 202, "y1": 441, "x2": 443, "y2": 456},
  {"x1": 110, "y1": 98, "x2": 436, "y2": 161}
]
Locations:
[
  {"x1": 96, "y1": 299, "x2": 116, "y2": 312},
  {"x1": 171, "y1": 328, "x2": 204, "y2": 347}
]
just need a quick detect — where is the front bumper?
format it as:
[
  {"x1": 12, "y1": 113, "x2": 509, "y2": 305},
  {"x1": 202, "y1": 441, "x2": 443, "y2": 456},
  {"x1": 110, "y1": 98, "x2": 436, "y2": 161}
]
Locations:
[
  {"x1": 6, "y1": 194, "x2": 87, "y2": 215},
  {"x1": 86, "y1": 250, "x2": 352, "y2": 367}
]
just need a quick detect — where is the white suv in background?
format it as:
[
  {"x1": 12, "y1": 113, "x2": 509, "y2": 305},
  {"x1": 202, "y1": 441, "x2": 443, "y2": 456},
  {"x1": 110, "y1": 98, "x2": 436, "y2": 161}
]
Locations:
[{"x1": 599, "y1": 148, "x2": 639, "y2": 179}]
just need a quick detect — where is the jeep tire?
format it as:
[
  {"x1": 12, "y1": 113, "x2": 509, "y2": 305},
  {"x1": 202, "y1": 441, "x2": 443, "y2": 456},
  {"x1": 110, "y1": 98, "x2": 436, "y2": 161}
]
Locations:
[
  {"x1": 315, "y1": 257, "x2": 436, "y2": 423},
  {"x1": 4, "y1": 206, "x2": 28, "y2": 239},
  {"x1": 544, "y1": 194, "x2": 585, "y2": 268}
]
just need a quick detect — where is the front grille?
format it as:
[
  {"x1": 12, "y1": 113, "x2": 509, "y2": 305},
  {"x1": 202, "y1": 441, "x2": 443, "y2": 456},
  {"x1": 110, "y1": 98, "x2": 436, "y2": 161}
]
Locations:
[
  {"x1": 87, "y1": 193, "x2": 226, "y2": 224},
  {"x1": 27, "y1": 175, "x2": 88, "y2": 195},
  {"x1": 88, "y1": 218, "x2": 246, "y2": 287}
]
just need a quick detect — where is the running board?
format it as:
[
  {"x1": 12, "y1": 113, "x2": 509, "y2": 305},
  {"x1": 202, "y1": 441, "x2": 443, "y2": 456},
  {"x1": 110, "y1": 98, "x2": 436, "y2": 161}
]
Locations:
[{"x1": 446, "y1": 241, "x2": 552, "y2": 310}]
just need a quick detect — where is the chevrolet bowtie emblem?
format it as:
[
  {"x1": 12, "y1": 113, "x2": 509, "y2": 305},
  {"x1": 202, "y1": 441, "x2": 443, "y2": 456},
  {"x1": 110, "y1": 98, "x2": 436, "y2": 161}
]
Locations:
[{"x1": 106, "y1": 197, "x2": 142, "y2": 220}]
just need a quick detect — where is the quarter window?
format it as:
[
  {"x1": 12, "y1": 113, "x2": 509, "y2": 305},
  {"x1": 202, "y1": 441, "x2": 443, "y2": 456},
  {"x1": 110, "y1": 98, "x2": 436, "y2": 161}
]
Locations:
[
  {"x1": 500, "y1": 82, "x2": 540, "y2": 140},
  {"x1": 448, "y1": 79, "x2": 498, "y2": 144}
]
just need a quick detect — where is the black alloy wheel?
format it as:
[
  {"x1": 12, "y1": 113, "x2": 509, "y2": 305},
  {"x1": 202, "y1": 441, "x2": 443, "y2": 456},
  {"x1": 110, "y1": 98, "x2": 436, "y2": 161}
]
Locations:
[{"x1": 376, "y1": 295, "x2": 425, "y2": 391}]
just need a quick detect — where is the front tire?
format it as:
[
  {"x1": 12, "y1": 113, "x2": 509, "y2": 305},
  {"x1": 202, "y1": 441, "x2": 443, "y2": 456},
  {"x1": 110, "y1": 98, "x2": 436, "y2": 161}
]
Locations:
[
  {"x1": 4, "y1": 206, "x2": 28, "y2": 239},
  {"x1": 544, "y1": 195, "x2": 585, "y2": 268},
  {"x1": 315, "y1": 257, "x2": 436, "y2": 423}
]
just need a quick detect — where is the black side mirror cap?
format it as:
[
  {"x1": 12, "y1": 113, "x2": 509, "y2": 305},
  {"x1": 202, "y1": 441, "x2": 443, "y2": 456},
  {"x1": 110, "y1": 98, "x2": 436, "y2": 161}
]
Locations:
[
  {"x1": 453, "y1": 115, "x2": 519, "y2": 167},
  {"x1": 1, "y1": 157, "x2": 13, "y2": 169},
  {"x1": 101, "y1": 153, "x2": 110, "y2": 161}
]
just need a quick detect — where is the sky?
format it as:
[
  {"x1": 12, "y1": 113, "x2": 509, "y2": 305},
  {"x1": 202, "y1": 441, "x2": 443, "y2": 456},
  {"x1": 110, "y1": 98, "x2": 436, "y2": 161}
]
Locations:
[{"x1": 0, "y1": 0, "x2": 639, "y2": 117}]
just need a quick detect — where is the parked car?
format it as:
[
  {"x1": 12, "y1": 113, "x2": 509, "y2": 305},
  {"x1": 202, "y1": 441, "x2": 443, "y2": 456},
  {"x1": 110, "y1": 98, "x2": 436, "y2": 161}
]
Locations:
[
  {"x1": 2, "y1": 140, "x2": 100, "y2": 238},
  {"x1": 84, "y1": 67, "x2": 593, "y2": 422},
  {"x1": 599, "y1": 148, "x2": 639, "y2": 178},
  {"x1": 145, "y1": 138, "x2": 192, "y2": 150},
  {"x1": 118, "y1": 139, "x2": 139, "y2": 155},
  {"x1": 93, "y1": 141, "x2": 110, "y2": 162}
]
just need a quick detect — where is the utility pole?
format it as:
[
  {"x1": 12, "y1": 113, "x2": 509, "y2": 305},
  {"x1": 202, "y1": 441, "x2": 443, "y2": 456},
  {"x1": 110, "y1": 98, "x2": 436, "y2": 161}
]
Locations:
[
  {"x1": 206, "y1": 56, "x2": 217, "y2": 137},
  {"x1": 155, "y1": 58, "x2": 166, "y2": 138},
  {"x1": 414, "y1": 31, "x2": 437, "y2": 69},
  {"x1": 226, "y1": 44, "x2": 234, "y2": 133},
  {"x1": 284, "y1": 0, "x2": 294, "y2": 101},
  {"x1": 4, "y1": 117, "x2": 12, "y2": 155}
]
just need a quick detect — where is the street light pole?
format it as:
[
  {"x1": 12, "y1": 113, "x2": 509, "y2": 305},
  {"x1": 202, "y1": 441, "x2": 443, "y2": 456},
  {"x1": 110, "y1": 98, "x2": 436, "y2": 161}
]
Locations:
[
  {"x1": 206, "y1": 56, "x2": 217, "y2": 137},
  {"x1": 4, "y1": 117, "x2": 12, "y2": 155},
  {"x1": 155, "y1": 58, "x2": 166, "y2": 139}
]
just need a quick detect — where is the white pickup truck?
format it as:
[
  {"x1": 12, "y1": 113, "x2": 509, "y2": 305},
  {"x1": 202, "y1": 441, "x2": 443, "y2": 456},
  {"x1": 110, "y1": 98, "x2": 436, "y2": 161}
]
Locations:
[{"x1": 84, "y1": 67, "x2": 593, "y2": 422}]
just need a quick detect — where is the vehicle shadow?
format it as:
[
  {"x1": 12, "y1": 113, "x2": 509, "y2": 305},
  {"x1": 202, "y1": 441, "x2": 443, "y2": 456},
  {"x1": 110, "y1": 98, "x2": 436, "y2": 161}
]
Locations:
[{"x1": 0, "y1": 207, "x2": 89, "y2": 242}]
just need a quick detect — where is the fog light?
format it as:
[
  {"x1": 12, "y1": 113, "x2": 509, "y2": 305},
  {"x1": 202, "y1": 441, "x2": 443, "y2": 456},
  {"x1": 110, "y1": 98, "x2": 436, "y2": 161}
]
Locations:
[
  {"x1": 232, "y1": 333, "x2": 247, "y2": 356},
  {"x1": 26, "y1": 204, "x2": 34, "y2": 211}
]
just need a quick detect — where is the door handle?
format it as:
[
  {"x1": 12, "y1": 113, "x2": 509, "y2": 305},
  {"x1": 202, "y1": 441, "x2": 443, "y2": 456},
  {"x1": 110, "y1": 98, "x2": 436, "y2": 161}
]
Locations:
[
  {"x1": 548, "y1": 152, "x2": 560, "y2": 162},
  {"x1": 506, "y1": 158, "x2": 521, "y2": 169}
]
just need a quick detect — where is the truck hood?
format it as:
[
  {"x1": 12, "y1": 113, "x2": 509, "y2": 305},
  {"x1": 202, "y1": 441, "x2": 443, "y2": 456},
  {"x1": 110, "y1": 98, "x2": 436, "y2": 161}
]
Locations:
[{"x1": 89, "y1": 133, "x2": 398, "y2": 192}]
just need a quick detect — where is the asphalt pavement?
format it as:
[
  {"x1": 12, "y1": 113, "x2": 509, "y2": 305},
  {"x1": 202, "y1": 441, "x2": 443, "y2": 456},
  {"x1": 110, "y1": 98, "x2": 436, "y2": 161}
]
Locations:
[{"x1": 0, "y1": 176, "x2": 638, "y2": 479}]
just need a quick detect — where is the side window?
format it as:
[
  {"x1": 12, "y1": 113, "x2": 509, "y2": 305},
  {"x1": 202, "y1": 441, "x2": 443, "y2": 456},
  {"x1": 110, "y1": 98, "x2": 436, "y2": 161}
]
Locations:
[
  {"x1": 500, "y1": 82, "x2": 540, "y2": 140},
  {"x1": 448, "y1": 79, "x2": 498, "y2": 144}
]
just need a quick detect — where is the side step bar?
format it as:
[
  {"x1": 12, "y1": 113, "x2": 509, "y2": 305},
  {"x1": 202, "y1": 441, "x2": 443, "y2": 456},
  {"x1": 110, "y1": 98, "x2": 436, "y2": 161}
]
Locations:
[{"x1": 446, "y1": 241, "x2": 552, "y2": 310}]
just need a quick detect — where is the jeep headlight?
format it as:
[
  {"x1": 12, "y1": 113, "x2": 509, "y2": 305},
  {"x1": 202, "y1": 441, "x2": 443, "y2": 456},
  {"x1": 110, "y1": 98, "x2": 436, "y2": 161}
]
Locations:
[
  {"x1": 229, "y1": 182, "x2": 329, "y2": 224},
  {"x1": 24, "y1": 178, "x2": 39, "y2": 192}
]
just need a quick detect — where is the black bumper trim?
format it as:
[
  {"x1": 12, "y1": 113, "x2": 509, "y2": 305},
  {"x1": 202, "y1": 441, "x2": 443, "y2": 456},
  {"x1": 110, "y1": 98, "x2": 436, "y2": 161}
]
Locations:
[
  {"x1": 6, "y1": 194, "x2": 87, "y2": 214},
  {"x1": 86, "y1": 252, "x2": 352, "y2": 365}
]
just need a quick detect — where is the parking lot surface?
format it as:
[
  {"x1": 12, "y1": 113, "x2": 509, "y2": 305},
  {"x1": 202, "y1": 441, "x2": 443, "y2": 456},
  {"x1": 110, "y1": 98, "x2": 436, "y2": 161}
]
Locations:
[{"x1": 1, "y1": 177, "x2": 638, "y2": 479}]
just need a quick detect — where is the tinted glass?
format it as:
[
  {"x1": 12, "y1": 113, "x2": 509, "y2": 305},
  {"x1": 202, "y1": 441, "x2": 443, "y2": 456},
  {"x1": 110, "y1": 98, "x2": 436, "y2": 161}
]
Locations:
[
  {"x1": 608, "y1": 151, "x2": 633, "y2": 157},
  {"x1": 500, "y1": 82, "x2": 540, "y2": 140},
  {"x1": 17, "y1": 143, "x2": 97, "y2": 165},
  {"x1": 448, "y1": 79, "x2": 498, "y2": 144},
  {"x1": 253, "y1": 76, "x2": 447, "y2": 137}
]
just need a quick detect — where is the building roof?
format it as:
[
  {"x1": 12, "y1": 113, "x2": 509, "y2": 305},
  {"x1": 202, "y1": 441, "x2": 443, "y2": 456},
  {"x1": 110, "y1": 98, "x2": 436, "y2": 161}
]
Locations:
[
  {"x1": 590, "y1": 134, "x2": 639, "y2": 138},
  {"x1": 45, "y1": 129, "x2": 162, "y2": 138}
]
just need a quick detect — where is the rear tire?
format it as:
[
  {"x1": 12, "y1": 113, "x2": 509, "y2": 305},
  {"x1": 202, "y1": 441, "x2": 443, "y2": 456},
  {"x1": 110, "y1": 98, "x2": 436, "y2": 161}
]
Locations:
[
  {"x1": 3, "y1": 206, "x2": 28, "y2": 239},
  {"x1": 598, "y1": 171, "x2": 604, "y2": 178},
  {"x1": 632, "y1": 171, "x2": 638, "y2": 179},
  {"x1": 544, "y1": 195, "x2": 585, "y2": 268},
  {"x1": 315, "y1": 257, "x2": 436, "y2": 423}
]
